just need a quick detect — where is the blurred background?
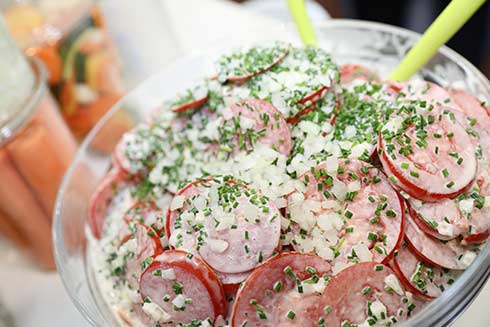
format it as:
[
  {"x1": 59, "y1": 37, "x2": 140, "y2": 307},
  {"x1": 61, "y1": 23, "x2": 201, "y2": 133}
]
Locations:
[
  {"x1": 233, "y1": 0, "x2": 490, "y2": 77},
  {"x1": 0, "y1": 0, "x2": 488, "y2": 326}
]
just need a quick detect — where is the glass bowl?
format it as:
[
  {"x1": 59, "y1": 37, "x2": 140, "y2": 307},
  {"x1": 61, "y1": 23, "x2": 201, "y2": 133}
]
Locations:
[{"x1": 53, "y1": 19, "x2": 490, "y2": 326}]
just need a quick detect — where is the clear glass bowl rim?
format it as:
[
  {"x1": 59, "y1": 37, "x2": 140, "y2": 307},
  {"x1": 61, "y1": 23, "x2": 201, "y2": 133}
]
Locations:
[{"x1": 53, "y1": 18, "x2": 490, "y2": 327}]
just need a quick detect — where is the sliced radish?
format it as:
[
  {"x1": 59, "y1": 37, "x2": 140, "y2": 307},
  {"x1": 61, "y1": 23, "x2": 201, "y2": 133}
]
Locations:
[
  {"x1": 391, "y1": 242, "x2": 461, "y2": 300},
  {"x1": 215, "y1": 270, "x2": 251, "y2": 295},
  {"x1": 461, "y1": 170, "x2": 490, "y2": 244},
  {"x1": 400, "y1": 80, "x2": 456, "y2": 108},
  {"x1": 220, "y1": 98, "x2": 292, "y2": 156},
  {"x1": 379, "y1": 107, "x2": 477, "y2": 201},
  {"x1": 340, "y1": 64, "x2": 379, "y2": 85},
  {"x1": 231, "y1": 252, "x2": 332, "y2": 327},
  {"x1": 245, "y1": 46, "x2": 339, "y2": 120},
  {"x1": 114, "y1": 222, "x2": 164, "y2": 290},
  {"x1": 167, "y1": 176, "x2": 281, "y2": 275},
  {"x1": 216, "y1": 42, "x2": 289, "y2": 83},
  {"x1": 140, "y1": 250, "x2": 226, "y2": 325},
  {"x1": 450, "y1": 89, "x2": 490, "y2": 124},
  {"x1": 88, "y1": 168, "x2": 133, "y2": 239},
  {"x1": 407, "y1": 198, "x2": 468, "y2": 240},
  {"x1": 168, "y1": 83, "x2": 209, "y2": 113},
  {"x1": 286, "y1": 159, "x2": 404, "y2": 272},
  {"x1": 112, "y1": 124, "x2": 163, "y2": 175},
  {"x1": 286, "y1": 87, "x2": 339, "y2": 125},
  {"x1": 319, "y1": 262, "x2": 414, "y2": 326},
  {"x1": 405, "y1": 212, "x2": 478, "y2": 270},
  {"x1": 123, "y1": 200, "x2": 168, "y2": 245}
]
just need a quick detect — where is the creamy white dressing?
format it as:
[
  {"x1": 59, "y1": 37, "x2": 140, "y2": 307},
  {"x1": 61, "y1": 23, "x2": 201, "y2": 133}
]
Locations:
[{"x1": 88, "y1": 187, "x2": 140, "y2": 326}]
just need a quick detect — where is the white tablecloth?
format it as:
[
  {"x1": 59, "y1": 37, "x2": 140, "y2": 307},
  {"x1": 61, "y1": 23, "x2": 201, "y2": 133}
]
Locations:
[{"x1": 0, "y1": 0, "x2": 488, "y2": 326}]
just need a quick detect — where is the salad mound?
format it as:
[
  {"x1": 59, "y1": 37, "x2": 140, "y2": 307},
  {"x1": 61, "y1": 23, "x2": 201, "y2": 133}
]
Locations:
[{"x1": 88, "y1": 41, "x2": 489, "y2": 327}]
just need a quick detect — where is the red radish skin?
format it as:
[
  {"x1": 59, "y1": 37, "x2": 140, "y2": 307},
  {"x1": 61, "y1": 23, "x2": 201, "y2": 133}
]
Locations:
[
  {"x1": 228, "y1": 98, "x2": 293, "y2": 156},
  {"x1": 226, "y1": 49, "x2": 289, "y2": 84},
  {"x1": 340, "y1": 64, "x2": 379, "y2": 85},
  {"x1": 391, "y1": 242, "x2": 461, "y2": 300},
  {"x1": 378, "y1": 118, "x2": 477, "y2": 202},
  {"x1": 286, "y1": 159, "x2": 405, "y2": 268},
  {"x1": 171, "y1": 96, "x2": 209, "y2": 113},
  {"x1": 319, "y1": 262, "x2": 412, "y2": 326},
  {"x1": 231, "y1": 252, "x2": 332, "y2": 327},
  {"x1": 167, "y1": 177, "x2": 281, "y2": 275},
  {"x1": 88, "y1": 168, "x2": 132, "y2": 239},
  {"x1": 140, "y1": 250, "x2": 226, "y2": 324},
  {"x1": 119, "y1": 223, "x2": 164, "y2": 290},
  {"x1": 404, "y1": 213, "x2": 476, "y2": 270}
]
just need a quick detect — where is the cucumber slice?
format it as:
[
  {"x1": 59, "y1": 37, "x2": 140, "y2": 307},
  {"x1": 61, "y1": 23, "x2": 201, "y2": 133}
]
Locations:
[
  {"x1": 59, "y1": 16, "x2": 96, "y2": 62},
  {"x1": 61, "y1": 27, "x2": 99, "y2": 80},
  {"x1": 74, "y1": 52, "x2": 87, "y2": 83}
]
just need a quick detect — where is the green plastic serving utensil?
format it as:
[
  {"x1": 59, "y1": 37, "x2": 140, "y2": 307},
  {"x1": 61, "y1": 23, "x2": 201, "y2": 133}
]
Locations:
[
  {"x1": 287, "y1": 0, "x2": 318, "y2": 47},
  {"x1": 389, "y1": 0, "x2": 487, "y2": 81},
  {"x1": 287, "y1": 0, "x2": 487, "y2": 81}
]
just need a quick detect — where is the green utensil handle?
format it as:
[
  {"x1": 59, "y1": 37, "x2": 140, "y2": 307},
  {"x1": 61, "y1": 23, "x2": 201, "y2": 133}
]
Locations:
[
  {"x1": 287, "y1": 0, "x2": 318, "y2": 47},
  {"x1": 390, "y1": 0, "x2": 487, "y2": 81}
]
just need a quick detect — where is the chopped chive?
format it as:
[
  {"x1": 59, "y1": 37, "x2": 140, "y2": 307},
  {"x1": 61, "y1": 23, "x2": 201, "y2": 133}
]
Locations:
[
  {"x1": 273, "y1": 281, "x2": 282, "y2": 292},
  {"x1": 345, "y1": 191, "x2": 358, "y2": 201},
  {"x1": 296, "y1": 279, "x2": 303, "y2": 293},
  {"x1": 287, "y1": 310, "x2": 296, "y2": 320},
  {"x1": 257, "y1": 312, "x2": 267, "y2": 320},
  {"x1": 368, "y1": 232, "x2": 378, "y2": 241},
  {"x1": 386, "y1": 210, "x2": 397, "y2": 217},
  {"x1": 306, "y1": 267, "x2": 317, "y2": 275},
  {"x1": 172, "y1": 282, "x2": 184, "y2": 295},
  {"x1": 284, "y1": 266, "x2": 295, "y2": 278},
  {"x1": 362, "y1": 287, "x2": 372, "y2": 295}
]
